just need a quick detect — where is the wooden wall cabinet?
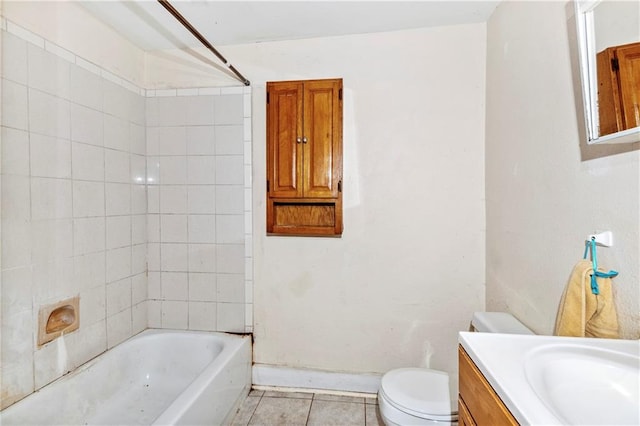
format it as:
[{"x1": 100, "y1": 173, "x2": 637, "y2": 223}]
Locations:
[
  {"x1": 266, "y1": 79, "x2": 343, "y2": 236},
  {"x1": 458, "y1": 346, "x2": 519, "y2": 426},
  {"x1": 597, "y1": 42, "x2": 640, "y2": 136}
]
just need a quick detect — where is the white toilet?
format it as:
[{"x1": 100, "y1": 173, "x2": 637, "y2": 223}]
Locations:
[{"x1": 377, "y1": 312, "x2": 534, "y2": 425}]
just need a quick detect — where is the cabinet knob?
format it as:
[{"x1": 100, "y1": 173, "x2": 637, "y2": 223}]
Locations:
[
  {"x1": 302, "y1": 137, "x2": 308, "y2": 144},
  {"x1": 296, "y1": 137, "x2": 302, "y2": 144}
]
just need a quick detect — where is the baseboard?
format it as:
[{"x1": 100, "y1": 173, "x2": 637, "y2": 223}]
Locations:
[{"x1": 252, "y1": 364, "x2": 382, "y2": 394}]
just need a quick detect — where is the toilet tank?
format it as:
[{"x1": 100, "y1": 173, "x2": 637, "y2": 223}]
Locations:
[{"x1": 471, "y1": 312, "x2": 534, "y2": 335}]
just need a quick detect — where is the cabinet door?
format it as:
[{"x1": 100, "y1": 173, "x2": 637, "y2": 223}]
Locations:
[
  {"x1": 616, "y1": 43, "x2": 640, "y2": 130},
  {"x1": 267, "y1": 81, "x2": 304, "y2": 198},
  {"x1": 303, "y1": 79, "x2": 343, "y2": 198}
]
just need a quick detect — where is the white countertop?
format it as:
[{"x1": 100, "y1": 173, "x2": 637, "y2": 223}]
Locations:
[{"x1": 458, "y1": 332, "x2": 640, "y2": 425}]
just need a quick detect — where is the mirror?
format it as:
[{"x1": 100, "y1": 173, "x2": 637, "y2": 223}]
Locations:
[{"x1": 575, "y1": 0, "x2": 640, "y2": 145}]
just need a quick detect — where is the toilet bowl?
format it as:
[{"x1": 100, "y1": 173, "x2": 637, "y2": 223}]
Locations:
[{"x1": 378, "y1": 312, "x2": 533, "y2": 426}]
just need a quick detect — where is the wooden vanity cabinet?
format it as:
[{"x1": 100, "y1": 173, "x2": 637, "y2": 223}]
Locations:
[
  {"x1": 597, "y1": 42, "x2": 640, "y2": 136},
  {"x1": 266, "y1": 78, "x2": 343, "y2": 236},
  {"x1": 458, "y1": 346, "x2": 518, "y2": 426}
]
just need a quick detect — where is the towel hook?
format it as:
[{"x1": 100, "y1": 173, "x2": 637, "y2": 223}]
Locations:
[{"x1": 583, "y1": 238, "x2": 618, "y2": 295}]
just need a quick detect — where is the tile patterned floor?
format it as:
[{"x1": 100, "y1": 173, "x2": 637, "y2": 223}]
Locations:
[{"x1": 230, "y1": 390, "x2": 384, "y2": 426}]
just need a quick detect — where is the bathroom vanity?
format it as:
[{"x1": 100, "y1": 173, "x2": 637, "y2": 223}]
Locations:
[
  {"x1": 458, "y1": 332, "x2": 640, "y2": 425},
  {"x1": 458, "y1": 346, "x2": 517, "y2": 425}
]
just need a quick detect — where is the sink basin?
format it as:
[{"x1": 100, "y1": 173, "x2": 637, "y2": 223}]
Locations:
[{"x1": 525, "y1": 344, "x2": 640, "y2": 425}]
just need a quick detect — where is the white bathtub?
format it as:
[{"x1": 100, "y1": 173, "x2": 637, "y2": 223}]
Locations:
[{"x1": 0, "y1": 329, "x2": 252, "y2": 425}]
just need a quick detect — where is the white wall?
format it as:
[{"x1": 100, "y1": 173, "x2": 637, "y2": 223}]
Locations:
[
  {"x1": 485, "y1": 1, "x2": 639, "y2": 338},
  {"x1": 217, "y1": 25, "x2": 487, "y2": 378}
]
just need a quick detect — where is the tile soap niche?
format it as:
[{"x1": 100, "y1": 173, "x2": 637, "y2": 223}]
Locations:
[{"x1": 38, "y1": 296, "x2": 80, "y2": 347}]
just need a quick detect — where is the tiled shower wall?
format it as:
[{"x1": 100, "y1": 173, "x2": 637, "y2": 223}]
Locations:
[
  {"x1": 145, "y1": 89, "x2": 251, "y2": 332},
  {"x1": 0, "y1": 19, "x2": 253, "y2": 409}
]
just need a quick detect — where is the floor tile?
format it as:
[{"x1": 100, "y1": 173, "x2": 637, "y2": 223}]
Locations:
[
  {"x1": 313, "y1": 394, "x2": 365, "y2": 404},
  {"x1": 248, "y1": 396, "x2": 312, "y2": 425},
  {"x1": 263, "y1": 390, "x2": 314, "y2": 399},
  {"x1": 306, "y1": 400, "x2": 365, "y2": 426},
  {"x1": 365, "y1": 404, "x2": 384, "y2": 426},
  {"x1": 231, "y1": 395, "x2": 261, "y2": 426}
]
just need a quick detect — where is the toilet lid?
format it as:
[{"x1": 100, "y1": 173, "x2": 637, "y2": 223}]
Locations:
[{"x1": 380, "y1": 368, "x2": 455, "y2": 419}]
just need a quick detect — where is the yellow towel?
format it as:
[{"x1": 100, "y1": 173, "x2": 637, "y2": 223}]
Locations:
[{"x1": 554, "y1": 259, "x2": 619, "y2": 338}]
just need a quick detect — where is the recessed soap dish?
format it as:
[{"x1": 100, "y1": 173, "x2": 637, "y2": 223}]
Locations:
[{"x1": 38, "y1": 296, "x2": 79, "y2": 346}]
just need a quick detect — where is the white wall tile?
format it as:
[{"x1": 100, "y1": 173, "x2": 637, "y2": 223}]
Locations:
[
  {"x1": 71, "y1": 142, "x2": 104, "y2": 181},
  {"x1": 69, "y1": 103, "x2": 101, "y2": 145},
  {"x1": 188, "y1": 301, "x2": 216, "y2": 331},
  {"x1": 160, "y1": 214, "x2": 188, "y2": 243},
  {"x1": 185, "y1": 95, "x2": 215, "y2": 126},
  {"x1": 147, "y1": 214, "x2": 160, "y2": 243},
  {"x1": 131, "y1": 154, "x2": 146, "y2": 184},
  {"x1": 74, "y1": 251, "x2": 106, "y2": 291},
  {"x1": 31, "y1": 177, "x2": 72, "y2": 220},
  {"x1": 148, "y1": 271, "x2": 161, "y2": 299},
  {"x1": 132, "y1": 183, "x2": 147, "y2": 215},
  {"x1": 160, "y1": 243, "x2": 188, "y2": 271},
  {"x1": 217, "y1": 273, "x2": 245, "y2": 303},
  {"x1": 213, "y1": 95, "x2": 243, "y2": 125},
  {"x1": 130, "y1": 123, "x2": 146, "y2": 155},
  {"x1": 216, "y1": 244, "x2": 244, "y2": 274},
  {"x1": 215, "y1": 155, "x2": 244, "y2": 185},
  {"x1": 106, "y1": 308, "x2": 132, "y2": 348},
  {"x1": 187, "y1": 185, "x2": 215, "y2": 214},
  {"x1": 70, "y1": 64, "x2": 103, "y2": 111},
  {"x1": 161, "y1": 301, "x2": 188, "y2": 329},
  {"x1": 157, "y1": 126, "x2": 187, "y2": 155},
  {"x1": 157, "y1": 96, "x2": 187, "y2": 126},
  {"x1": 159, "y1": 156, "x2": 187, "y2": 184},
  {"x1": 187, "y1": 126, "x2": 215, "y2": 155},
  {"x1": 217, "y1": 302, "x2": 245, "y2": 332},
  {"x1": 1, "y1": 32, "x2": 28, "y2": 85},
  {"x1": 103, "y1": 80, "x2": 131, "y2": 121},
  {"x1": 30, "y1": 135, "x2": 71, "y2": 179},
  {"x1": 215, "y1": 185, "x2": 244, "y2": 214},
  {"x1": 80, "y1": 285, "x2": 106, "y2": 326},
  {"x1": 132, "y1": 302, "x2": 147, "y2": 334},
  {"x1": 132, "y1": 244, "x2": 146, "y2": 275},
  {"x1": 147, "y1": 186, "x2": 160, "y2": 213},
  {"x1": 27, "y1": 44, "x2": 70, "y2": 100},
  {"x1": 214, "y1": 125, "x2": 243, "y2": 155},
  {"x1": 145, "y1": 97, "x2": 158, "y2": 127},
  {"x1": 188, "y1": 272, "x2": 216, "y2": 302},
  {"x1": 106, "y1": 215, "x2": 131, "y2": 249},
  {"x1": 1, "y1": 127, "x2": 29, "y2": 175},
  {"x1": 187, "y1": 156, "x2": 215, "y2": 184},
  {"x1": 2, "y1": 175, "x2": 30, "y2": 220},
  {"x1": 106, "y1": 246, "x2": 131, "y2": 283},
  {"x1": 161, "y1": 271, "x2": 188, "y2": 300},
  {"x1": 73, "y1": 181, "x2": 105, "y2": 218},
  {"x1": 188, "y1": 215, "x2": 216, "y2": 243},
  {"x1": 105, "y1": 183, "x2": 131, "y2": 216},
  {"x1": 105, "y1": 149, "x2": 130, "y2": 183},
  {"x1": 31, "y1": 219, "x2": 73, "y2": 263},
  {"x1": 2, "y1": 79, "x2": 29, "y2": 131},
  {"x1": 188, "y1": 244, "x2": 216, "y2": 273},
  {"x1": 159, "y1": 186, "x2": 187, "y2": 214},
  {"x1": 131, "y1": 273, "x2": 147, "y2": 305},
  {"x1": 147, "y1": 300, "x2": 162, "y2": 328},
  {"x1": 1, "y1": 267, "x2": 33, "y2": 314},
  {"x1": 1, "y1": 357, "x2": 34, "y2": 409},
  {"x1": 103, "y1": 115, "x2": 129, "y2": 151},
  {"x1": 106, "y1": 277, "x2": 131, "y2": 316},
  {"x1": 67, "y1": 320, "x2": 107, "y2": 371},
  {"x1": 216, "y1": 214, "x2": 244, "y2": 244},
  {"x1": 131, "y1": 214, "x2": 146, "y2": 245},
  {"x1": 147, "y1": 243, "x2": 161, "y2": 271}
]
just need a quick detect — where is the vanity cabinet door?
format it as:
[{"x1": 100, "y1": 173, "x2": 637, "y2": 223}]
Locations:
[
  {"x1": 458, "y1": 346, "x2": 518, "y2": 426},
  {"x1": 597, "y1": 42, "x2": 640, "y2": 136}
]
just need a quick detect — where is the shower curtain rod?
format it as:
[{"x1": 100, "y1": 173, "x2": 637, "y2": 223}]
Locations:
[{"x1": 157, "y1": 0, "x2": 251, "y2": 86}]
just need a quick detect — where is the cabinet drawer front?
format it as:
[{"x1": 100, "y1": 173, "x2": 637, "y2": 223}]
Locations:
[{"x1": 458, "y1": 347, "x2": 518, "y2": 426}]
